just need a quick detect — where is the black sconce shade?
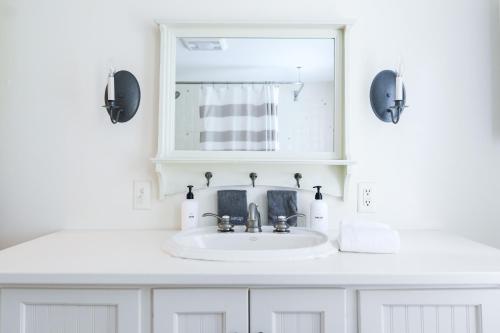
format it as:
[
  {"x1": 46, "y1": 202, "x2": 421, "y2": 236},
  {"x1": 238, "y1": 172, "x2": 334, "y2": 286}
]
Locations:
[
  {"x1": 104, "y1": 70, "x2": 141, "y2": 123},
  {"x1": 370, "y1": 70, "x2": 407, "y2": 123}
]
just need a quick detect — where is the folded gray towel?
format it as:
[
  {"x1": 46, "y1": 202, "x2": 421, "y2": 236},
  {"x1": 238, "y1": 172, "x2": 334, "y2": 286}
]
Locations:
[
  {"x1": 267, "y1": 190, "x2": 298, "y2": 226},
  {"x1": 217, "y1": 190, "x2": 248, "y2": 225}
]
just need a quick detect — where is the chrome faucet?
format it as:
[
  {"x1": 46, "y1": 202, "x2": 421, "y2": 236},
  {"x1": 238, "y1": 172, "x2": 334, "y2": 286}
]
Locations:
[{"x1": 245, "y1": 203, "x2": 262, "y2": 233}]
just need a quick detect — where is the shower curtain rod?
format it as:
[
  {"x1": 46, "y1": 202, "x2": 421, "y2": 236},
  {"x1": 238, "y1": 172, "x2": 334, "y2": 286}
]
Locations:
[{"x1": 176, "y1": 81, "x2": 300, "y2": 85}]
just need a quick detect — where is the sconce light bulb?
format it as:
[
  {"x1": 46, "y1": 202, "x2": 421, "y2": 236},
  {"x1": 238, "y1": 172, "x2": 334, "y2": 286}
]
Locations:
[
  {"x1": 107, "y1": 69, "x2": 115, "y2": 101},
  {"x1": 395, "y1": 70, "x2": 404, "y2": 101}
]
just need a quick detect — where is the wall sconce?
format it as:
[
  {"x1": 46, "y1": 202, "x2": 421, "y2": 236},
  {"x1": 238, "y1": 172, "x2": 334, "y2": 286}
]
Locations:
[
  {"x1": 370, "y1": 69, "x2": 408, "y2": 124},
  {"x1": 103, "y1": 69, "x2": 141, "y2": 124}
]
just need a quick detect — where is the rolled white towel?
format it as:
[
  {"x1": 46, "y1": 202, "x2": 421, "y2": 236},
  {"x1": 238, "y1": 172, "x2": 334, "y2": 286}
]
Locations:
[{"x1": 338, "y1": 220, "x2": 400, "y2": 254}]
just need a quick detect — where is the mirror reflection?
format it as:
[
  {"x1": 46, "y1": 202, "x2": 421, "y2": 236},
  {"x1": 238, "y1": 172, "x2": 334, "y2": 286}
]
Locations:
[{"x1": 174, "y1": 37, "x2": 335, "y2": 152}]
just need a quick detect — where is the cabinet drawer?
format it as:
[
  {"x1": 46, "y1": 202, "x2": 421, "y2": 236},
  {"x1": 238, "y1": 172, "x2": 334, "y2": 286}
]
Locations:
[
  {"x1": 1, "y1": 288, "x2": 141, "y2": 333},
  {"x1": 358, "y1": 289, "x2": 500, "y2": 333}
]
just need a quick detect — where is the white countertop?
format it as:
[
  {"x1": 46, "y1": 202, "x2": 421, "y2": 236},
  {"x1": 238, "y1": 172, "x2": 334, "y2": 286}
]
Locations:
[{"x1": 0, "y1": 230, "x2": 499, "y2": 286}]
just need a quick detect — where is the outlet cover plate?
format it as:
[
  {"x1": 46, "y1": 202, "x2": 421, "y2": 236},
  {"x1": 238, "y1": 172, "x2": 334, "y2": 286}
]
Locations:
[
  {"x1": 133, "y1": 180, "x2": 152, "y2": 210},
  {"x1": 357, "y1": 182, "x2": 376, "y2": 213}
]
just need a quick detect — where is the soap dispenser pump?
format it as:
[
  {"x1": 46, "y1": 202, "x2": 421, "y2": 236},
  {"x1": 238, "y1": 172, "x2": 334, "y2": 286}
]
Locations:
[
  {"x1": 310, "y1": 186, "x2": 328, "y2": 233},
  {"x1": 181, "y1": 185, "x2": 198, "y2": 230}
]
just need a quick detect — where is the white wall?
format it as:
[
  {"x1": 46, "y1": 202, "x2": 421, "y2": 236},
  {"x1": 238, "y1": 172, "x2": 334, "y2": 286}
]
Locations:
[{"x1": 1, "y1": 0, "x2": 499, "y2": 249}]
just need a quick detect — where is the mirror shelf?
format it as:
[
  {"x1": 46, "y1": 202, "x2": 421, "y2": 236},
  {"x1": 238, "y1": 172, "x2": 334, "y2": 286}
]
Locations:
[
  {"x1": 153, "y1": 157, "x2": 355, "y2": 166},
  {"x1": 155, "y1": 21, "x2": 354, "y2": 200},
  {"x1": 154, "y1": 162, "x2": 352, "y2": 200}
]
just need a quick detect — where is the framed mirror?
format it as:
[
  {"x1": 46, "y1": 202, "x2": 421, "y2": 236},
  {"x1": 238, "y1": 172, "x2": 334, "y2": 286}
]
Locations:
[{"x1": 156, "y1": 22, "x2": 349, "y2": 164}]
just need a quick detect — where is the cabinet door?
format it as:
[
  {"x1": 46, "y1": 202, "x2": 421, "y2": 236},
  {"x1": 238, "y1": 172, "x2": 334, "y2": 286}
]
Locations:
[
  {"x1": 153, "y1": 288, "x2": 248, "y2": 333},
  {"x1": 1, "y1": 288, "x2": 141, "y2": 333},
  {"x1": 359, "y1": 289, "x2": 500, "y2": 333},
  {"x1": 250, "y1": 289, "x2": 346, "y2": 333}
]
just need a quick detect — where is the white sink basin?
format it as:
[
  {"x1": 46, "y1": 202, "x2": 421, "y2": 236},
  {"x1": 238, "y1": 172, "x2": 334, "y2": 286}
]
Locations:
[{"x1": 162, "y1": 226, "x2": 336, "y2": 262}]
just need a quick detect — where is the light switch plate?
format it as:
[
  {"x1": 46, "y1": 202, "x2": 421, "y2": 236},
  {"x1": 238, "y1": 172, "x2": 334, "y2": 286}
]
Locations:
[
  {"x1": 133, "y1": 180, "x2": 151, "y2": 210},
  {"x1": 357, "y1": 182, "x2": 376, "y2": 213}
]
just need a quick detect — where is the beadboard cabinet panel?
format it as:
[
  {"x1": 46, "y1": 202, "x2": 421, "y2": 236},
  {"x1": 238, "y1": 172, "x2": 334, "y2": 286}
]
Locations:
[
  {"x1": 1, "y1": 289, "x2": 141, "y2": 333},
  {"x1": 23, "y1": 304, "x2": 117, "y2": 333},
  {"x1": 176, "y1": 312, "x2": 225, "y2": 333},
  {"x1": 382, "y1": 305, "x2": 479, "y2": 333},
  {"x1": 359, "y1": 289, "x2": 500, "y2": 333},
  {"x1": 274, "y1": 312, "x2": 323, "y2": 333},
  {"x1": 250, "y1": 288, "x2": 346, "y2": 333}
]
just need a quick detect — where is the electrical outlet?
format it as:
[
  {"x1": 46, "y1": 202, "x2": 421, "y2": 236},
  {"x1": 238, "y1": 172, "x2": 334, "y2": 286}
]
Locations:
[
  {"x1": 133, "y1": 180, "x2": 151, "y2": 210},
  {"x1": 357, "y1": 182, "x2": 376, "y2": 213}
]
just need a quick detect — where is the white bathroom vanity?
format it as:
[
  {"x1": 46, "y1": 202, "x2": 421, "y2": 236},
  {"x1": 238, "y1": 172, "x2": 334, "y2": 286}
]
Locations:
[{"x1": 0, "y1": 230, "x2": 499, "y2": 333}]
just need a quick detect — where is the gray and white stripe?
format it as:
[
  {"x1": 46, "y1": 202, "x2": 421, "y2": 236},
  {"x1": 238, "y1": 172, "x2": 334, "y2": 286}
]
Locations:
[
  {"x1": 199, "y1": 103, "x2": 278, "y2": 118},
  {"x1": 199, "y1": 84, "x2": 280, "y2": 151},
  {"x1": 200, "y1": 130, "x2": 277, "y2": 143}
]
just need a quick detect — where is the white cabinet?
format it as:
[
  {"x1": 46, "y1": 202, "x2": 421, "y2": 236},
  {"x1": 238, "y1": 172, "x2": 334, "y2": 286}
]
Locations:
[
  {"x1": 1, "y1": 288, "x2": 141, "y2": 333},
  {"x1": 250, "y1": 289, "x2": 346, "y2": 333},
  {"x1": 153, "y1": 288, "x2": 248, "y2": 333},
  {"x1": 358, "y1": 289, "x2": 500, "y2": 333},
  {"x1": 4, "y1": 286, "x2": 500, "y2": 333},
  {"x1": 153, "y1": 288, "x2": 346, "y2": 333}
]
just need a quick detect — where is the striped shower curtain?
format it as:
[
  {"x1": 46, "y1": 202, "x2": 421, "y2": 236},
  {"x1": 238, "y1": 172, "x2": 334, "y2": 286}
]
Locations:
[{"x1": 199, "y1": 84, "x2": 279, "y2": 151}]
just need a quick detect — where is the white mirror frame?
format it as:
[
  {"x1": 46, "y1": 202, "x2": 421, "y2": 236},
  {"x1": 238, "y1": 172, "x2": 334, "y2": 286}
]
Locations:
[{"x1": 153, "y1": 21, "x2": 355, "y2": 200}]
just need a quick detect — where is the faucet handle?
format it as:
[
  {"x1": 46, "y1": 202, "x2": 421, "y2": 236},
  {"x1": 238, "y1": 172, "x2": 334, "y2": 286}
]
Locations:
[
  {"x1": 202, "y1": 213, "x2": 234, "y2": 233},
  {"x1": 202, "y1": 212, "x2": 226, "y2": 221},
  {"x1": 274, "y1": 213, "x2": 306, "y2": 233},
  {"x1": 278, "y1": 213, "x2": 306, "y2": 221}
]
